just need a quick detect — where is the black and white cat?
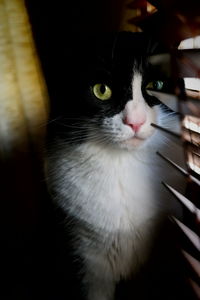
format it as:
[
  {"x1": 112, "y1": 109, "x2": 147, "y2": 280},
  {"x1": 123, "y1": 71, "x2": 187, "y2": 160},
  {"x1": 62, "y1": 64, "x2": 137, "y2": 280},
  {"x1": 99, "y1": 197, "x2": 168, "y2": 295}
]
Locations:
[{"x1": 45, "y1": 32, "x2": 183, "y2": 300}]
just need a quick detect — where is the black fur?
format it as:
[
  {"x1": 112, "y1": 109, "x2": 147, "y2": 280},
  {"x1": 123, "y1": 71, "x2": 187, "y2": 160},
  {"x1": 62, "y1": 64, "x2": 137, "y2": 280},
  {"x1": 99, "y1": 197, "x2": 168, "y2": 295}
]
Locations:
[{"x1": 47, "y1": 32, "x2": 164, "y2": 147}]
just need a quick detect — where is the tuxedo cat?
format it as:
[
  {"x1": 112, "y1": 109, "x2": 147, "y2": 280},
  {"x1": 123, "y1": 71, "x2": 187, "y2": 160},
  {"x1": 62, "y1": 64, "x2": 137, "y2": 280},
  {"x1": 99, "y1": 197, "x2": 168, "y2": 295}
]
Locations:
[{"x1": 45, "y1": 32, "x2": 182, "y2": 300}]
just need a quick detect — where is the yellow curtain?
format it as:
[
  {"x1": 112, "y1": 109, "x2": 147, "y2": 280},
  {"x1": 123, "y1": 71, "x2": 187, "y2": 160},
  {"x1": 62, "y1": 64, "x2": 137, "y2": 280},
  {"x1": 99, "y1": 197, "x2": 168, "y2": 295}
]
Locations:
[
  {"x1": 0, "y1": 0, "x2": 49, "y2": 228},
  {"x1": 0, "y1": 0, "x2": 48, "y2": 158}
]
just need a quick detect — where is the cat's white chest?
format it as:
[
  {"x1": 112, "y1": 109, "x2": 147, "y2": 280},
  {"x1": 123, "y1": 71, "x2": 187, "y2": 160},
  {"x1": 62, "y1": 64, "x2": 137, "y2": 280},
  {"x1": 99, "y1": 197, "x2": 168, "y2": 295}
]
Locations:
[
  {"x1": 51, "y1": 139, "x2": 184, "y2": 282},
  {"x1": 62, "y1": 142, "x2": 161, "y2": 232},
  {"x1": 57, "y1": 142, "x2": 167, "y2": 279}
]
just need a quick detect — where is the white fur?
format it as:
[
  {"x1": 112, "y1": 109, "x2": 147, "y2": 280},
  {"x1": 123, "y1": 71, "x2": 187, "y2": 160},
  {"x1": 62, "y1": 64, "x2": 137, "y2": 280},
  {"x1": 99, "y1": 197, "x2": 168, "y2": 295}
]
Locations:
[{"x1": 46, "y1": 74, "x2": 183, "y2": 300}]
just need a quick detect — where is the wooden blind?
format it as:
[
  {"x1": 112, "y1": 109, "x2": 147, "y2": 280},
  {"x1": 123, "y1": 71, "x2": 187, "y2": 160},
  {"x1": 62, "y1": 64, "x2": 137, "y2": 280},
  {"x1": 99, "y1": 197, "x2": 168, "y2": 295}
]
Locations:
[{"x1": 124, "y1": 0, "x2": 200, "y2": 297}]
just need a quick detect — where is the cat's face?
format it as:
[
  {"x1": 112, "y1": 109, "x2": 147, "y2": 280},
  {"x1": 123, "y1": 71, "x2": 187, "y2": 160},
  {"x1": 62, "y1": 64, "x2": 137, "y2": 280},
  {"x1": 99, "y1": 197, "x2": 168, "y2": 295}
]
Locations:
[
  {"x1": 49, "y1": 33, "x2": 165, "y2": 151},
  {"x1": 99, "y1": 72, "x2": 158, "y2": 149}
]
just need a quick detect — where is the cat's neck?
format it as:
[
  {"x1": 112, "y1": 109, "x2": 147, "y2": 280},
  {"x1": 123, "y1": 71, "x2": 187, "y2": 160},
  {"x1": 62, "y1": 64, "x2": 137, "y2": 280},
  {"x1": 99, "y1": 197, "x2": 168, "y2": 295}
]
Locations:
[{"x1": 76, "y1": 140, "x2": 149, "y2": 160}]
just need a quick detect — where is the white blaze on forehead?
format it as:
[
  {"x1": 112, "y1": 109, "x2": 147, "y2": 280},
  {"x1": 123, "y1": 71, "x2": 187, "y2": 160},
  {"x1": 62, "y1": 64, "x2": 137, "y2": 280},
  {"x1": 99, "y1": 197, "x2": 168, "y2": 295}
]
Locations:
[
  {"x1": 124, "y1": 73, "x2": 147, "y2": 125},
  {"x1": 132, "y1": 73, "x2": 144, "y2": 103}
]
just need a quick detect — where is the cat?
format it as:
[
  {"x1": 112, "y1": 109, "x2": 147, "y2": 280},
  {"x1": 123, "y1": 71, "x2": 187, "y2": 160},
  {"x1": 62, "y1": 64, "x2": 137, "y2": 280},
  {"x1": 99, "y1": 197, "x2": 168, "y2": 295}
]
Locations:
[{"x1": 45, "y1": 32, "x2": 183, "y2": 300}]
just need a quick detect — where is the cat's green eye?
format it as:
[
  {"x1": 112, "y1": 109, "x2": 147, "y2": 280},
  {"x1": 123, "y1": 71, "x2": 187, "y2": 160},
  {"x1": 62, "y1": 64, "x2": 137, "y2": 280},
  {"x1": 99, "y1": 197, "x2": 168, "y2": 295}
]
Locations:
[
  {"x1": 92, "y1": 84, "x2": 112, "y2": 100},
  {"x1": 146, "y1": 80, "x2": 164, "y2": 91}
]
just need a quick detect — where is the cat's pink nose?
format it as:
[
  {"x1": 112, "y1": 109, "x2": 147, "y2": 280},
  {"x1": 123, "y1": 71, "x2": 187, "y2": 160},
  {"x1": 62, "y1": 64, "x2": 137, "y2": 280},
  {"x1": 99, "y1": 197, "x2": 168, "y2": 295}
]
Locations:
[{"x1": 124, "y1": 118, "x2": 145, "y2": 132}]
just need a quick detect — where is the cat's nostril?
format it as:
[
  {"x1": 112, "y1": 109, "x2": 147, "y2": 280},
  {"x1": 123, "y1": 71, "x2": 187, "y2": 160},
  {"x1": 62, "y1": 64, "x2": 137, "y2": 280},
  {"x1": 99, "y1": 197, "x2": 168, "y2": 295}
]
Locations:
[{"x1": 130, "y1": 123, "x2": 143, "y2": 132}]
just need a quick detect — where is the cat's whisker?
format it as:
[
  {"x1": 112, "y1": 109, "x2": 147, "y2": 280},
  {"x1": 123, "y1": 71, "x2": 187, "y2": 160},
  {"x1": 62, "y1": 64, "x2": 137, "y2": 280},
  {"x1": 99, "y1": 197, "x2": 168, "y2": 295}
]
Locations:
[
  {"x1": 151, "y1": 123, "x2": 181, "y2": 139},
  {"x1": 62, "y1": 117, "x2": 101, "y2": 127},
  {"x1": 38, "y1": 116, "x2": 62, "y2": 128},
  {"x1": 158, "y1": 108, "x2": 178, "y2": 119},
  {"x1": 158, "y1": 116, "x2": 179, "y2": 127},
  {"x1": 155, "y1": 134, "x2": 173, "y2": 148},
  {"x1": 54, "y1": 122, "x2": 97, "y2": 130},
  {"x1": 160, "y1": 114, "x2": 178, "y2": 121},
  {"x1": 63, "y1": 131, "x2": 113, "y2": 146}
]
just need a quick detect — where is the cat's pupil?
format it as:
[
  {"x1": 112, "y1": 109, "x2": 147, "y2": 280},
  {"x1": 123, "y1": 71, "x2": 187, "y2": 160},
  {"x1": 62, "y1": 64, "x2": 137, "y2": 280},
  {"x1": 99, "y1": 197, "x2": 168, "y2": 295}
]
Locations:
[{"x1": 100, "y1": 84, "x2": 106, "y2": 94}]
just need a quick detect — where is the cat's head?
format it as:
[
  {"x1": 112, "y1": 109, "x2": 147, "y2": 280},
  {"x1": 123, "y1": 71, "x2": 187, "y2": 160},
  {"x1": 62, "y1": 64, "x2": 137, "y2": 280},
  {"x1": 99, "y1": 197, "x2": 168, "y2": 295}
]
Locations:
[{"x1": 48, "y1": 32, "x2": 168, "y2": 151}]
